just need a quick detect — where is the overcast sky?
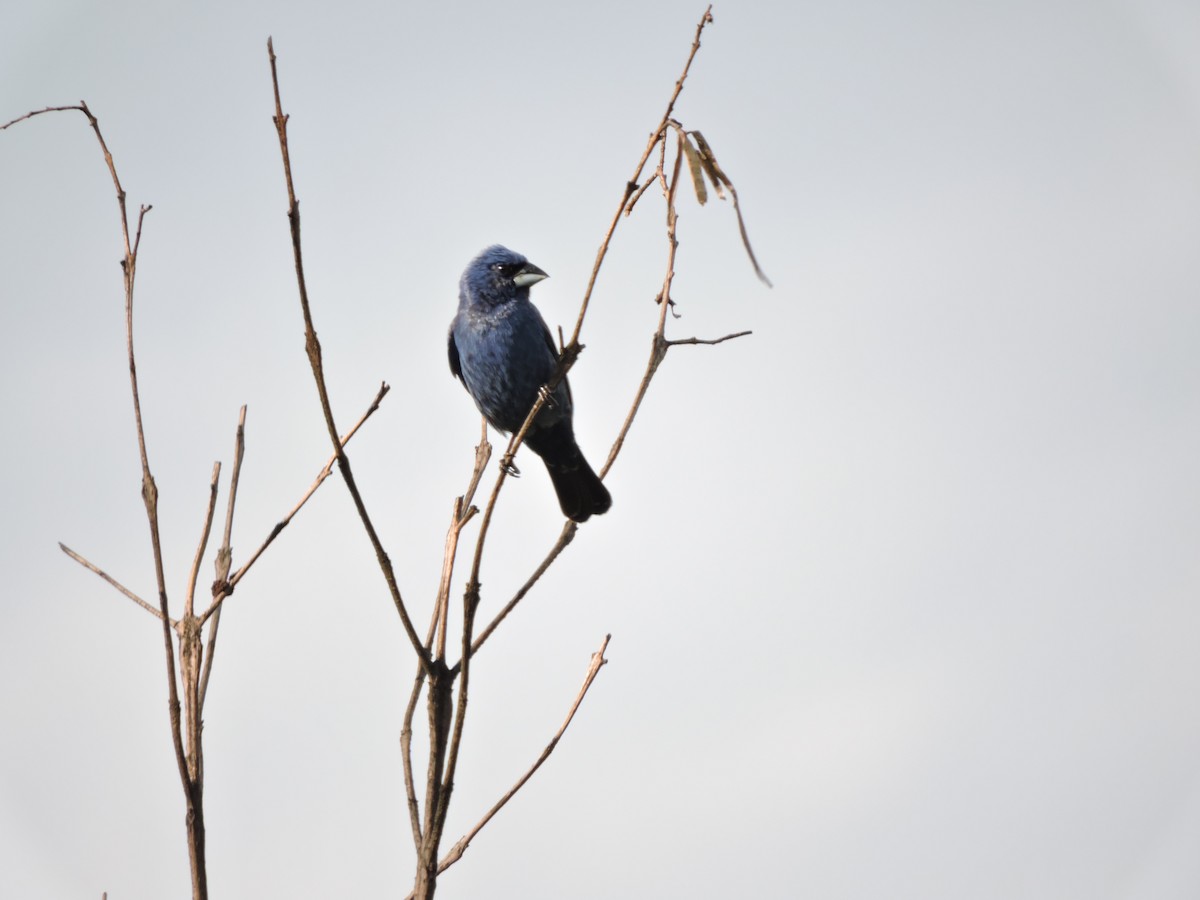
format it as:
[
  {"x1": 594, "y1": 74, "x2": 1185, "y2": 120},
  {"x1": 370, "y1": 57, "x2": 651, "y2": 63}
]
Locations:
[{"x1": 3, "y1": 1, "x2": 1200, "y2": 898}]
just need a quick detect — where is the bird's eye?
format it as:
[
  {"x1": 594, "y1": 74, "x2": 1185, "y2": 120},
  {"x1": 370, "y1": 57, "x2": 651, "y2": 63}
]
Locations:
[{"x1": 492, "y1": 262, "x2": 521, "y2": 279}]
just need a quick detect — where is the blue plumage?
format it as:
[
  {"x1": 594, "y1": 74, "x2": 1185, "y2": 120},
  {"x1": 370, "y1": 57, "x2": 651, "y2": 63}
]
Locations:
[{"x1": 449, "y1": 245, "x2": 611, "y2": 522}]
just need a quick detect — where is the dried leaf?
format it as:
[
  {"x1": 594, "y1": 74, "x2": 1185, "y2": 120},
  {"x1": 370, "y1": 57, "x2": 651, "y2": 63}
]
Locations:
[
  {"x1": 688, "y1": 130, "x2": 727, "y2": 201},
  {"x1": 680, "y1": 133, "x2": 708, "y2": 205},
  {"x1": 690, "y1": 131, "x2": 772, "y2": 287}
]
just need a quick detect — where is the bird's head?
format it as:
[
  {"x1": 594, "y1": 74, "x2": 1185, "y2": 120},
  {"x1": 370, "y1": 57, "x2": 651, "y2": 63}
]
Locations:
[{"x1": 461, "y1": 244, "x2": 549, "y2": 308}]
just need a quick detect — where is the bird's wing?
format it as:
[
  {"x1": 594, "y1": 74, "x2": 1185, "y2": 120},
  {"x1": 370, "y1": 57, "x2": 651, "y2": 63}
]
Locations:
[{"x1": 448, "y1": 327, "x2": 462, "y2": 381}]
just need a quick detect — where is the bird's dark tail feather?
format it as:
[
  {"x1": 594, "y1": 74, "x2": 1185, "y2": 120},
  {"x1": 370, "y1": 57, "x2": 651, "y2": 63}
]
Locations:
[
  {"x1": 526, "y1": 423, "x2": 612, "y2": 523},
  {"x1": 545, "y1": 457, "x2": 612, "y2": 523},
  {"x1": 530, "y1": 422, "x2": 614, "y2": 520}
]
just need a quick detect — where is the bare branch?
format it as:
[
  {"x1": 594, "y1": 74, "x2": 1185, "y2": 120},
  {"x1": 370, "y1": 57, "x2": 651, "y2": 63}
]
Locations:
[
  {"x1": 420, "y1": 635, "x2": 612, "y2": 890},
  {"x1": 185, "y1": 463, "x2": 222, "y2": 620},
  {"x1": 197, "y1": 383, "x2": 388, "y2": 627},
  {"x1": 200, "y1": 406, "x2": 247, "y2": 709},
  {"x1": 665, "y1": 330, "x2": 753, "y2": 347},
  {"x1": 266, "y1": 38, "x2": 428, "y2": 670},
  {"x1": 9, "y1": 101, "x2": 207, "y2": 898},
  {"x1": 601, "y1": 334, "x2": 668, "y2": 479},
  {"x1": 457, "y1": 521, "x2": 576, "y2": 669},
  {"x1": 401, "y1": 659, "x2": 429, "y2": 847},
  {"x1": 571, "y1": 4, "x2": 713, "y2": 347},
  {"x1": 434, "y1": 439, "x2": 490, "y2": 662},
  {"x1": 1, "y1": 105, "x2": 88, "y2": 130},
  {"x1": 403, "y1": 434, "x2": 490, "y2": 851},
  {"x1": 58, "y1": 542, "x2": 168, "y2": 622}
]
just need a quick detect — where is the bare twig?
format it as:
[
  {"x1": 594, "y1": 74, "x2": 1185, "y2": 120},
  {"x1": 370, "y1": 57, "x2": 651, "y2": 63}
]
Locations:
[
  {"x1": 57, "y1": 542, "x2": 167, "y2": 622},
  {"x1": 2, "y1": 105, "x2": 86, "y2": 130},
  {"x1": 434, "y1": 439, "x2": 489, "y2": 661},
  {"x1": 178, "y1": 462, "x2": 222, "y2": 797},
  {"x1": 200, "y1": 406, "x2": 247, "y2": 709},
  {"x1": 401, "y1": 434, "x2": 490, "y2": 850},
  {"x1": 401, "y1": 655, "x2": 431, "y2": 846},
  {"x1": 413, "y1": 635, "x2": 611, "y2": 892},
  {"x1": 665, "y1": 330, "x2": 752, "y2": 347},
  {"x1": 602, "y1": 329, "x2": 751, "y2": 480},
  {"x1": 572, "y1": 5, "x2": 713, "y2": 346},
  {"x1": 197, "y1": 383, "x2": 388, "y2": 627},
  {"x1": 267, "y1": 38, "x2": 428, "y2": 669},
  {"x1": 185, "y1": 463, "x2": 222, "y2": 621},
  {"x1": 456, "y1": 521, "x2": 576, "y2": 669}
]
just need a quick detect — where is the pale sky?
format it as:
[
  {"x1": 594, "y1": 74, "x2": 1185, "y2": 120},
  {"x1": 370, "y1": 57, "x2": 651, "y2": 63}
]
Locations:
[{"x1": 3, "y1": 1, "x2": 1200, "y2": 898}]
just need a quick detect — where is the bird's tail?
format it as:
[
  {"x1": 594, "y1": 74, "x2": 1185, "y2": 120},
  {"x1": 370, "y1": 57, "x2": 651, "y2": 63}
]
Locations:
[
  {"x1": 545, "y1": 455, "x2": 612, "y2": 523},
  {"x1": 526, "y1": 422, "x2": 612, "y2": 523}
]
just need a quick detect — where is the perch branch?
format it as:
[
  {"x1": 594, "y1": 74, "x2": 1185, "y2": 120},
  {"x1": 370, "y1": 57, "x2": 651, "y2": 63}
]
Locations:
[{"x1": 458, "y1": 4, "x2": 715, "y2": 643}]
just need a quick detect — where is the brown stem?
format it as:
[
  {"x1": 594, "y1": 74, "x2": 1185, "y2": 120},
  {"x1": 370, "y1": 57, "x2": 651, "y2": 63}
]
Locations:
[
  {"x1": 405, "y1": 635, "x2": 612, "y2": 896},
  {"x1": 58, "y1": 542, "x2": 167, "y2": 621},
  {"x1": 200, "y1": 406, "x2": 247, "y2": 709},
  {"x1": 266, "y1": 38, "x2": 428, "y2": 669},
  {"x1": 197, "y1": 383, "x2": 388, "y2": 628},
  {"x1": 457, "y1": 521, "x2": 576, "y2": 670}
]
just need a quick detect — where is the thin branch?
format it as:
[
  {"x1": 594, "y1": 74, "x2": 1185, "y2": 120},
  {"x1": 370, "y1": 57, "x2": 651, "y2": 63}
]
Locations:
[
  {"x1": 456, "y1": 521, "x2": 576, "y2": 671},
  {"x1": 2, "y1": 105, "x2": 88, "y2": 130},
  {"x1": 602, "y1": 334, "x2": 668, "y2": 479},
  {"x1": 401, "y1": 658, "x2": 430, "y2": 847},
  {"x1": 601, "y1": 330, "x2": 753, "y2": 479},
  {"x1": 197, "y1": 383, "x2": 388, "y2": 627},
  {"x1": 179, "y1": 462, "x2": 222, "y2": 789},
  {"x1": 599, "y1": 130, "x2": 690, "y2": 480},
  {"x1": 402, "y1": 433, "x2": 490, "y2": 849},
  {"x1": 57, "y1": 542, "x2": 167, "y2": 622},
  {"x1": 185, "y1": 463, "x2": 221, "y2": 620},
  {"x1": 266, "y1": 37, "x2": 428, "y2": 669},
  {"x1": 665, "y1": 330, "x2": 752, "y2": 347},
  {"x1": 200, "y1": 406, "x2": 247, "y2": 709},
  {"x1": 570, "y1": 5, "x2": 713, "y2": 347},
  {"x1": 419, "y1": 635, "x2": 611, "y2": 890},
  {"x1": 434, "y1": 438, "x2": 489, "y2": 661},
  {"x1": 52, "y1": 100, "x2": 198, "y2": 822}
]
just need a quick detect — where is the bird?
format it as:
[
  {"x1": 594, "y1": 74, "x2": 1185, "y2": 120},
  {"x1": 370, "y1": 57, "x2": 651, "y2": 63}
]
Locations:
[{"x1": 448, "y1": 245, "x2": 612, "y2": 523}]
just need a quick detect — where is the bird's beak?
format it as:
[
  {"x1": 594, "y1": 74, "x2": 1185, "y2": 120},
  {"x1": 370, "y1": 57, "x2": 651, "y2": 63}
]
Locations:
[{"x1": 513, "y1": 262, "x2": 549, "y2": 287}]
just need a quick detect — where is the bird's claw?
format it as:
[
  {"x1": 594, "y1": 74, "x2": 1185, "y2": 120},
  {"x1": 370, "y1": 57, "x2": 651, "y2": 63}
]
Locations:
[
  {"x1": 502, "y1": 458, "x2": 521, "y2": 478},
  {"x1": 537, "y1": 384, "x2": 555, "y2": 409}
]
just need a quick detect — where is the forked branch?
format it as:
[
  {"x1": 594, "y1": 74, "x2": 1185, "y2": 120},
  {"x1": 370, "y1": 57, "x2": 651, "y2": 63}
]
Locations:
[{"x1": 405, "y1": 635, "x2": 612, "y2": 898}]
